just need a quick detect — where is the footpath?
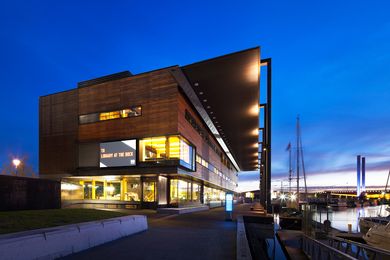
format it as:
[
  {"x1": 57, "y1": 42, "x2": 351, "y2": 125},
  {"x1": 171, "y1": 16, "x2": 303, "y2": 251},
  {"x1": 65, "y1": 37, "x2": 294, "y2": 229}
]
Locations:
[{"x1": 61, "y1": 205, "x2": 245, "y2": 260}]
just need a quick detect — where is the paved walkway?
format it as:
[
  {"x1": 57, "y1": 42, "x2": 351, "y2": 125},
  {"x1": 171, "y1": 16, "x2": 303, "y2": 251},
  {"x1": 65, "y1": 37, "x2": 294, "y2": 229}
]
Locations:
[{"x1": 61, "y1": 206, "x2": 242, "y2": 260}]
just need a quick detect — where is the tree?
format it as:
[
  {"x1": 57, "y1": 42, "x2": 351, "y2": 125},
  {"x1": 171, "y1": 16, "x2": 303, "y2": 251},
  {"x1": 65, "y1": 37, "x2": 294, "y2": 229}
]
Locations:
[{"x1": 0, "y1": 155, "x2": 37, "y2": 178}]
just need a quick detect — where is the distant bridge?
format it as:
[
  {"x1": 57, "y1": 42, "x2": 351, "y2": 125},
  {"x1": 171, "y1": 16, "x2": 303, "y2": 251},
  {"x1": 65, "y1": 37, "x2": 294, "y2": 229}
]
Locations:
[{"x1": 275, "y1": 185, "x2": 388, "y2": 198}]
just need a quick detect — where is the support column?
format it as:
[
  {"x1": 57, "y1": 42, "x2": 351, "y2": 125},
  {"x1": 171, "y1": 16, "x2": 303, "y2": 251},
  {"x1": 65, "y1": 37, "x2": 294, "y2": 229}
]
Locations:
[
  {"x1": 92, "y1": 180, "x2": 96, "y2": 200},
  {"x1": 259, "y1": 58, "x2": 272, "y2": 212},
  {"x1": 120, "y1": 179, "x2": 127, "y2": 201},
  {"x1": 103, "y1": 180, "x2": 107, "y2": 199},
  {"x1": 79, "y1": 180, "x2": 85, "y2": 199}
]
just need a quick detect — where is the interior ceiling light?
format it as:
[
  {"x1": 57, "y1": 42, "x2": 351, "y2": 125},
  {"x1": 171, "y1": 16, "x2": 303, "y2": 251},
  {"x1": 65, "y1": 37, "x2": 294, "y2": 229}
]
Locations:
[
  {"x1": 207, "y1": 106, "x2": 211, "y2": 109},
  {"x1": 199, "y1": 91, "x2": 203, "y2": 95},
  {"x1": 194, "y1": 82, "x2": 199, "y2": 87},
  {"x1": 203, "y1": 99, "x2": 207, "y2": 102}
]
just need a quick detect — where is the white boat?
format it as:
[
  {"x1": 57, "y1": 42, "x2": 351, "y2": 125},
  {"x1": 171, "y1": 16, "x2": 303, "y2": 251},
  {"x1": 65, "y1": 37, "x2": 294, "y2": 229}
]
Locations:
[
  {"x1": 359, "y1": 217, "x2": 389, "y2": 234},
  {"x1": 364, "y1": 222, "x2": 390, "y2": 251}
]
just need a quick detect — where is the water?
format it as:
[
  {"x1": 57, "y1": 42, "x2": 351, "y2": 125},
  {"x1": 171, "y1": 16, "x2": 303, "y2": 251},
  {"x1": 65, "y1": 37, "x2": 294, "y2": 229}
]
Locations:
[{"x1": 311, "y1": 205, "x2": 389, "y2": 232}]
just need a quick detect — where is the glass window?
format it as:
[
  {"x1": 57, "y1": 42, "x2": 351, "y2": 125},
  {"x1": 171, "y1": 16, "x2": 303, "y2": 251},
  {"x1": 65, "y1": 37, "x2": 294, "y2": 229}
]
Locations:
[
  {"x1": 196, "y1": 155, "x2": 202, "y2": 164},
  {"x1": 105, "y1": 181, "x2": 121, "y2": 200},
  {"x1": 204, "y1": 186, "x2": 212, "y2": 202},
  {"x1": 168, "y1": 136, "x2": 180, "y2": 159},
  {"x1": 179, "y1": 139, "x2": 195, "y2": 171},
  {"x1": 121, "y1": 106, "x2": 142, "y2": 117},
  {"x1": 83, "y1": 181, "x2": 93, "y2": 199},
  {"x1": 178, "y1": 180, "x2": 189, "y2": 202},
  {"x1": 79, "y1": 106, "x2": 142, "y2": 124},
  {"x1": 139, "y1": 136, "x2": 167, "y2": 161},
  {"x1": 143, "y1": 182, "x2": 155, "y2": 202},
  {"x1": 158, "y1": 176, "x2": 167, "y2": 205},
  {"x1": 61, "y1": 181, "x2": 84, "y2": 200},
  {"x1": 125, "y1": 177, "x2": 141, "y2": 202},
  {"x1": 170, "y1": 179, "x2": 178, "y2": 204},
  {"x1": 201, "y1": 158, "x2": 208, "y2": 168},
  {"x1": 192, "y1": 183, "x2": 200, "y2": 202},
  {"x1": 95, "y1": 181, "x2": 104, "y2": 199},
  {"x1": 100, "y1": 111, "x2": 121, "y2": 121},
  {"x1": 79, "y1": 113, "x2": 100, "y2": 124},
  {"x1": 139, "y1": 135, "x2": 196, "y2": 171}
]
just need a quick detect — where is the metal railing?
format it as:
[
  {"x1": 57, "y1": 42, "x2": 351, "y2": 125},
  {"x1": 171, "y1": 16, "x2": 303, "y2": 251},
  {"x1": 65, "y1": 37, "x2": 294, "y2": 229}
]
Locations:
[
  {"x1": 301, "y1": 234, "x2": 356, "y2": 260},
  {"x1": 328, "y1": 236, "x2": 390, "y2": 260}
]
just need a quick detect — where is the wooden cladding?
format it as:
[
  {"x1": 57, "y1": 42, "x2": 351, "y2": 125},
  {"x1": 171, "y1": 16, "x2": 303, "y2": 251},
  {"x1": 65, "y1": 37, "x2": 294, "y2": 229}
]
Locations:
[
  {"x1": 78, "y1": 69, "x2": 179, "y2": 142},
  {"x1": 39, "y1": 90, "x2": 78, "y2": 176}
]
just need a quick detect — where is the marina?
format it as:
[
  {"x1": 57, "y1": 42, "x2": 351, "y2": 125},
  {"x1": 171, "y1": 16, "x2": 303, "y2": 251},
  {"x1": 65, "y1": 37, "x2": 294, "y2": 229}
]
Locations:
[{"x1": 312, "y1": 205, "x2": 390, "y2": 232}]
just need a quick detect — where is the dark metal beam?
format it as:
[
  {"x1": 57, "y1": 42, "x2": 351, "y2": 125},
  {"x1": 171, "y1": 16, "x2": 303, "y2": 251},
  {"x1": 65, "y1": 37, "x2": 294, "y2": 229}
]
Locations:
[{"x1": 259, "y1": 58, "x2": 272, "y2": 212}]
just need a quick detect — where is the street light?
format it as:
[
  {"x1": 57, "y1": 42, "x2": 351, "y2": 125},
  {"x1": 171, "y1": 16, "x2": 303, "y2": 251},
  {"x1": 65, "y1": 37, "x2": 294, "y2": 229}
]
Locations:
[{"x1": 12, "y1": 159, "x2": 21, "y2": 175}]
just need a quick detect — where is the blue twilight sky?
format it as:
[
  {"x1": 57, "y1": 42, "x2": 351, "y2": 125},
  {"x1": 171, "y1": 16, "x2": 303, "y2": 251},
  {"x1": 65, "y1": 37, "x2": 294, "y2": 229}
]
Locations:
[{"x1": 0, "y1": 1, "x2": 389, "y2": 190}]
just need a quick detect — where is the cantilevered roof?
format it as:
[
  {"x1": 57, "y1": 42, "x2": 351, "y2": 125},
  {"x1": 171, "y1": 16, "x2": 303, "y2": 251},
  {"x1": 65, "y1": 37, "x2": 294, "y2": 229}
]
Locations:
[{"x1": 180, "y1": 47, "x2": 260, "y2": 171}]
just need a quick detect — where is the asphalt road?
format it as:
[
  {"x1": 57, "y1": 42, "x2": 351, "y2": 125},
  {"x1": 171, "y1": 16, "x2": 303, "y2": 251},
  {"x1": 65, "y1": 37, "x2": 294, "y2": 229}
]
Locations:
[{"x1": 61, "y1": 207, "x2": 237, "y2": 260}]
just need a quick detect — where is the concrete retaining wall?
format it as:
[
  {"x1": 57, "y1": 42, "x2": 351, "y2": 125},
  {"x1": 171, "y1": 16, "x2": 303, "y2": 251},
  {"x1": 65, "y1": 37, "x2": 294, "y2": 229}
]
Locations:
[
  {"x1": 0, "y1": 215, "x2": 147, "y2": 260},
  {"x1": 236, "y1": 215, "x2": 252, "y2": 260},
  {"x1": 157, "y1": 205, "x2": 209, "y2": 214}
]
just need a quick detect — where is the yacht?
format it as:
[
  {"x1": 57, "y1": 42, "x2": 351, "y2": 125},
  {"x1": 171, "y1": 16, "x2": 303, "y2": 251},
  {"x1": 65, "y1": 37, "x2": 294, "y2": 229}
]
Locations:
[{"x1": 363, "y1": 222, "x2": 390, "y2": 251}]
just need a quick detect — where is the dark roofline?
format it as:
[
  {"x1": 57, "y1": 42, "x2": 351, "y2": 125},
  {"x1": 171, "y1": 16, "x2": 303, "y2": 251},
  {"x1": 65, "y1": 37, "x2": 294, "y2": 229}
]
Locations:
[
  {"x1": 181, "y1": 46, "x2": 260, "y2": 68},
  {"x1": 77, "y1": 71, "x2": 132, "y2": 88}
]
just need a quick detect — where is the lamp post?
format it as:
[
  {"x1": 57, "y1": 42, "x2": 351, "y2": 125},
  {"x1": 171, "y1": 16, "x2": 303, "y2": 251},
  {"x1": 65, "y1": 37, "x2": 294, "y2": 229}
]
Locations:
[{"x1": 12, "y1": 158, "x2": 21, "y2": 176}]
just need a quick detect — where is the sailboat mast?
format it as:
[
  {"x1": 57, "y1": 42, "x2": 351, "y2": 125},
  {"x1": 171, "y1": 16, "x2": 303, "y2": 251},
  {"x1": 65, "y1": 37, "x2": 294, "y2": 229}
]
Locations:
[
  {"x1": 289, "y1": 144, "x2": 292, "y2": 193},
  {"x1": 299, "y1": 124, "x2": 308, "y2": 199},
  {"x1": 296, "y1": 116, "x2": 300, "y2": 203}
]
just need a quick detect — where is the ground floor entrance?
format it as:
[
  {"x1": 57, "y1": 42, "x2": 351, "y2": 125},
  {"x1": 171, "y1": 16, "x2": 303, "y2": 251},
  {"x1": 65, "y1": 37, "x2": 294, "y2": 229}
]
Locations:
[{"x1": 61, "y1": 175, "x2": 227, "y2": 209}]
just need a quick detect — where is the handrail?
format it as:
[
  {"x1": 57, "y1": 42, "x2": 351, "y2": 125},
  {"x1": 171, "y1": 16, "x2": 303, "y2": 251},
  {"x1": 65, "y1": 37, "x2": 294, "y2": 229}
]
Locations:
[
  {"x1": 329, "y1": 236, "x2": 390, "y2": 259},
  {"x1": 301, "y1": 234, "x2": 357, "y2": 260}
]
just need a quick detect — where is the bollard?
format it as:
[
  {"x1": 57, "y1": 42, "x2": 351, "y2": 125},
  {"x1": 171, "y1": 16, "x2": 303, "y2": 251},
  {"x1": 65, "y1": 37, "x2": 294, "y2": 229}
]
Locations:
[{"x1": 348, "y1": 224, "x2": 352, "y2": 233}]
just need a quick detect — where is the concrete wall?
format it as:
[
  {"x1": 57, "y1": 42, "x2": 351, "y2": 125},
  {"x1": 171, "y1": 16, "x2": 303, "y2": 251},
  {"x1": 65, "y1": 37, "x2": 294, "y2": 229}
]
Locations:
[
  {"x1": 0, "y1": 215, "x2": 147, "y2": 260},
  {"x1": 0, "y1": 175, "x2": 60, "y2": 210}
]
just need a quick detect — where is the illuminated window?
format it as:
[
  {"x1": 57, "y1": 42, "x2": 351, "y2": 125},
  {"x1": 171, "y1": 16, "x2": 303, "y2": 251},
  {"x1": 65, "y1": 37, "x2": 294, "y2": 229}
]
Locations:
[
  {"x1": 201, "y1": 159, "x2": 208, "y2": 168},
  {"x1": 125, "y1": 177, "x2": 141, "y2": 202},
  {"x1": 105, "y1": 181, "x2": 121, "y2": 200},
  {"x1": 143, "y1": 182, "x2": 155, "y2": 202},
  {"x1": 121, "y1": 106, "x2": 141, "y2": 118},
  {"x1": 99, "y1": 111, "x2": 121, "y2": 121},
  {"x1": 196, "y1": 155, "x2": 202, "y2": 164},
  {"x1": 170, "y1": 179, "x2": 178, "y2": 204},
  {"x1": 178, "y1": 180, "x2": 189, "y2": 202},
  {"x1": 192, "y1": 183, "x2": 200, "y2": 202},
  {"x1": 139, "y1": 135, "x2": 195, "y2": 171},
  {"x1": 79, "y1": 105, "x2": 141, "y2": 124},
  {"x1": 168, "y1": 136, "x2": 180, "y2": 159}
]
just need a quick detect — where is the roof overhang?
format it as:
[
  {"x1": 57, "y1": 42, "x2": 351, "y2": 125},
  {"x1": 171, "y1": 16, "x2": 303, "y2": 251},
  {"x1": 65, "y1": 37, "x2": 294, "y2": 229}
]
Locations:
[{"x1": 172, "y1": 47, "x2": 260, "y2": 171}]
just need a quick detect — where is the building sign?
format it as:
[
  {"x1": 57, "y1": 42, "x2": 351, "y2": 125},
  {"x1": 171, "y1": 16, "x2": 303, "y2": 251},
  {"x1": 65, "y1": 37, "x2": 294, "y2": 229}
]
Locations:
[
  {"x1": 100, "y1": 140, "x2": 136, "y2": 168},
  {"x1": 225, "y1": 193, "x2": 233, "y2": 212}
]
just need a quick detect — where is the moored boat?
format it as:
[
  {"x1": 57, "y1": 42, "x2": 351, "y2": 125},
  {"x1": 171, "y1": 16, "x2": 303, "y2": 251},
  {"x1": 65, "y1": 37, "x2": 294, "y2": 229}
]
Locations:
[
  {"x1": 359, "y1": 216, "x2": 389, "y2": 234},
  {"x1": 363, "y1": 222, "x2": 390, "y2": 251}
]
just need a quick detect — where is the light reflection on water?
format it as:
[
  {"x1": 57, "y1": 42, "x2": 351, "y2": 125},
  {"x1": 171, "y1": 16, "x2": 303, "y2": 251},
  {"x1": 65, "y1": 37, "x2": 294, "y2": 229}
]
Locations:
[{"x1": 311, "y1": 205, "x2": 389, "y2": 232}]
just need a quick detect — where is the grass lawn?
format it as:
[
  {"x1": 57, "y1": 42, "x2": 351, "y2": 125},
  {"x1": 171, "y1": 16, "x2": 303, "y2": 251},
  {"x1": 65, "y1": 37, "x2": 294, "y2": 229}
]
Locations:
[{"x1": 0, "y1": 208, "x2": 128, "y2": 235}]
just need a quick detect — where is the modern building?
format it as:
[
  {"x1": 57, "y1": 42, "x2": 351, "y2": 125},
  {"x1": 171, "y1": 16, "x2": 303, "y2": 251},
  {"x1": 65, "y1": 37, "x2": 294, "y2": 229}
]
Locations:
[{"x1": 39, "y1": 47, "x2": 263, "y2": 209}]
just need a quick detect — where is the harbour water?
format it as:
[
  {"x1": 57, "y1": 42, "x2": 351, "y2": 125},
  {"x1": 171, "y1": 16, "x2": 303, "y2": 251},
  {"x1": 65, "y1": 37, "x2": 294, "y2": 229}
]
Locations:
[{"x1": 311, "y1": 204, "x2": 390, "y2": 232}]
